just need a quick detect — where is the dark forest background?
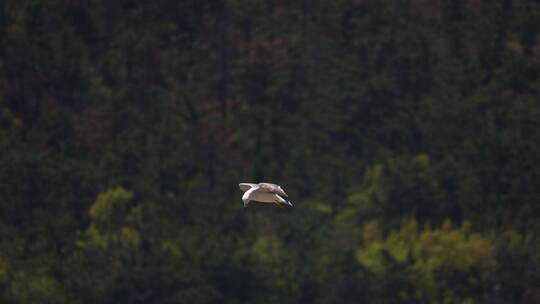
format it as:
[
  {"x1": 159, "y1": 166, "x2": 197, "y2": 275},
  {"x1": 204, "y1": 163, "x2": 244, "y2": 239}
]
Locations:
[{"x1": 1, "y1": 0, "x2": 540, "y2": 303}]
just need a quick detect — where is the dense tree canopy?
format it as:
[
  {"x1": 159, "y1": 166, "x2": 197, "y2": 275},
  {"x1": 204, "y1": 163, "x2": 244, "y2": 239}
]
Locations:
[{"x1": 1, "y1": 0, "x2": 539, "y2": 303}]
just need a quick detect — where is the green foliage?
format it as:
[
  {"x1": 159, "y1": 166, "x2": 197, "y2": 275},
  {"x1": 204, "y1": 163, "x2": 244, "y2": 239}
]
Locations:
[
  {"x1": 9, "y1": 272, "x2": 67, "y2": 304},
  {"x1": 1, "y1": 0, "x2": 539, "y2": 303},
  {"x1": 348, "y1": 154, "x2": 448, "y2": 229},
  {"x1": 0, "y1": 255, "x2": 8, "y2": 283},
  {"x1": 358, "y1": 219, "x2": 496, "y2": 303},
  {"x1": 251, "y1": 235, "x2": 283, "y2": 265},
  {"x1": 89, "y1": 187, "x2": 134, "y2": 230}
]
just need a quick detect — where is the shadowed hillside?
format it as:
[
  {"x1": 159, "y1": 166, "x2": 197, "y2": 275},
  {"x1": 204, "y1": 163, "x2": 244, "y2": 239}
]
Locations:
[{"x1": 0, "y1": 1, "x2": 539, "y2": 303}]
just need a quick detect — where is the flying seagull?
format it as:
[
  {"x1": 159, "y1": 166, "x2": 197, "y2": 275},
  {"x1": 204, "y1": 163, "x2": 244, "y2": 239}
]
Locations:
[{"x1": 239, "y1": 182, "x2": 293, "y2": 208}]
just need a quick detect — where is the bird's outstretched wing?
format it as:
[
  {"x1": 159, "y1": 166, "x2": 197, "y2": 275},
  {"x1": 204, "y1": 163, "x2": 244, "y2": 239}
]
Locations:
[
  {"x1": 239, "y1": 183, "x2": 257, "y2": 192},
  {"x1": 259, "y1": 183, "x2": 288, "y2": 197}
]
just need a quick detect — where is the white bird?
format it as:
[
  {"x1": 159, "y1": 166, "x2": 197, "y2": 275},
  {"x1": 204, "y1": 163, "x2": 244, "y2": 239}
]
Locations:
[{"x1": 239, "y1": 182, "x2": 293, "y2": 208}]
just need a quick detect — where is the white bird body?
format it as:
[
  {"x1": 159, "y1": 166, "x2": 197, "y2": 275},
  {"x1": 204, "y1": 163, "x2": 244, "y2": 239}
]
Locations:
[
  {"x1": 239, "y1": 182, "x2": 293, "y2": 208},
  {"x1": 242, "y1": 188, "x2": 276, "y2": 203}
]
